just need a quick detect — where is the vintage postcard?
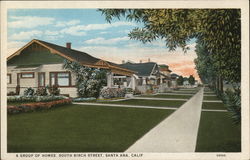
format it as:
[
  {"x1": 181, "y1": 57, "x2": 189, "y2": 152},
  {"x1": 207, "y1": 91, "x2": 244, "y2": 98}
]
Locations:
[{"x1": 1, "y1": 1, "x2": 249, "y2": 160}]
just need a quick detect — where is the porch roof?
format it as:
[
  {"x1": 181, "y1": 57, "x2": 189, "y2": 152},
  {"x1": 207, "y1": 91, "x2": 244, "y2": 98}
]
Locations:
[
  {"x1": 119, "y1": 62, "x2": 157, "y2": 77},
  {"x1": 15, "y1": 64, "x2": 42, "y2": 68}
]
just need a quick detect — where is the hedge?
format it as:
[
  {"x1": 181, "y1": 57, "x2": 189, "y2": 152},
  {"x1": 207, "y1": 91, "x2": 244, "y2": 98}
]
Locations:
[{"x1": 7, "y1": 99, "x2": 72, "y2": 114}]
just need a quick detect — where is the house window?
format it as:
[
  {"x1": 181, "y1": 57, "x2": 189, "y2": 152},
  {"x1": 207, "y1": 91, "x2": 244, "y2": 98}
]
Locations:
[
  {"x1": 7, "y1": 74, "x2": 11, "y2": 84},
  {"x1": 50, "y1": 72, "x2": 71, "y2": 87},
  {"x1": 38, "y1": 72, "x2": 45, "y2": 87},
  {"x1": 21, "y1": 72, "x2": 34, "y2": 78}
]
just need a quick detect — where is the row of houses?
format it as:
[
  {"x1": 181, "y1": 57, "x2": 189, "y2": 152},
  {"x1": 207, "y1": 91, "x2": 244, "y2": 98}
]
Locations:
[{"x1": 7, "y1": 39, "x2": 179, "y2": 97}]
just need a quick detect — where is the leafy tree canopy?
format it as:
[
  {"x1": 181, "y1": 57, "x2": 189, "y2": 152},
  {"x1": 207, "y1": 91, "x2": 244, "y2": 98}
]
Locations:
[
  {"x1": 177, "y1": 76, "x2": 184, "y2": 85},
  {"x1": 188, "y1": 75, "x2": 195, "y2": 85},
  {"x1": 99, "y1": 9, "x2": 241, "y2": 83}
]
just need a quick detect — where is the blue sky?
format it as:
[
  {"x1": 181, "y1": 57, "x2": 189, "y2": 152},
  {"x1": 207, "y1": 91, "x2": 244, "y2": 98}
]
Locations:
[{"x1": 7, "y1": 9, "x2": 198, "y2": 78}]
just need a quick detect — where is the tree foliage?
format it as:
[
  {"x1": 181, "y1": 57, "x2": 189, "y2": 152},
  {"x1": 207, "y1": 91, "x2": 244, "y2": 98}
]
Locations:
[
  {"x1": 177, "y1": 76, "x2": 184, "y2": 85},
  {"x1": 63, "y1": 60, "x2": 107, "y2": 98},
  {"x1": 99, "y1": 9, "x2": 241, "y2": 83},
  {"x1": 194, "y1": 40, "x2": 216, "y2": 84},
  {"x1": 188, "y1": 75, "x2": 195, "y2": 85}
]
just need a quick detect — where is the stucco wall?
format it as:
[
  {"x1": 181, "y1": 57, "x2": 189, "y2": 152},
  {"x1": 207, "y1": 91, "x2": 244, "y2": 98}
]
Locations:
[{"x1": 7, "y1": 64, "x2": 78, "y2": 97}]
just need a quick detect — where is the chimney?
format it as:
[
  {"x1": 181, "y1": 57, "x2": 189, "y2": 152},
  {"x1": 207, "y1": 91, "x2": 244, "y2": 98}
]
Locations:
[
  {"x1": 148, "y1": 58, "x2": 150, "y2": 62},
  {"x1": 140, "y1": 60, "x2": 142, "y2": 63},
  {"x1": 66, "y1": 42, "x2": 71, "y2": 49}
]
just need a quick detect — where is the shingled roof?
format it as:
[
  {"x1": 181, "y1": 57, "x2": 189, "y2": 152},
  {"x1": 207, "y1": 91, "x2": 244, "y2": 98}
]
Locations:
[
  {"x1": 119, "y1": 62, "x2": 157, "y2": 77},
  {"x1": 36, "y1": 39, "x2": 100, "y2": 65}
]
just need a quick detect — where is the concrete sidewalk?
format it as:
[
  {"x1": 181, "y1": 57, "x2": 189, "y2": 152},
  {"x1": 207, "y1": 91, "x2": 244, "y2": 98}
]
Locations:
[{"x1": 126, "y1": 88, "x2": 204, "y2": 152}]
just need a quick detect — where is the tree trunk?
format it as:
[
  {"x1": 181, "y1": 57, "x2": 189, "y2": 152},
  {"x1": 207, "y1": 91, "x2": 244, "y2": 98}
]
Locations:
[{"x1": 219, "y1": 76, "x2": 223, "y2": 92}]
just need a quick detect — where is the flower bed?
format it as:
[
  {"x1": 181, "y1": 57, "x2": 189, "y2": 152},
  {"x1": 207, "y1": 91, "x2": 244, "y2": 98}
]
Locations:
[
  {"x1": 7, "y1": 99, "x2": 72, "y2": 114},
  {"x1": 7, "y1": 95, "x2": 67, "y2": 103},
  {"x1": 100, "y1": 88, "x2": 126, "y2": 99}
]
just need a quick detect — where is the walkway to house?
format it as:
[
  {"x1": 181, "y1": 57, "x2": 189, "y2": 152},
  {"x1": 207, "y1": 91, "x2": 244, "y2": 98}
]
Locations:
[
  {"x1": 132, "y1": 97, "x2": 188, "y2": 101},
  {"x1": 125, "y1": 87, "x2": 204, "y2": 152}
]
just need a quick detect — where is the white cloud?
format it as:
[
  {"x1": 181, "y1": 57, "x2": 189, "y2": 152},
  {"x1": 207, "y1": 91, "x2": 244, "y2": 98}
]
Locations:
[
  {"x1": 84, "y1": 36, "x2": 130, "y2": 45},
  {"x1": 55, "y1": 20, "x2": 80, "y2": 27},
  {"x1": 60, "y1": 28, "x2": 86, "y2": 36},
  {"x1": 59, "y1": 21, "x2": 135, "y2": 36},
  {"x1": 8, "y1": 16, "x2": 54, "y2": 28},
  {"x1": 99, "y1": 31, "x2": 108, "y2": 34},
  {"x1": 44, "y1": 30, "x2": 60, "y2": 36},
  {"x1": 9, "y1": 30, "x2": 42, "y2": 40},
  {"x1": 7, "y1": 41, "x2": 26, "y2": 56},
  {"x1": 150, "y1": 40, "x2": 166, "y2": 47}
]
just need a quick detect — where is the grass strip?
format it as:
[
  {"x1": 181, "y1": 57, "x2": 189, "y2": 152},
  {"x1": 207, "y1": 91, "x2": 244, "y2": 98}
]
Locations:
[
  {"x1": 8, "y1": 104, "x2": 174, "y2": 152},
  {"x1": 97, "y1": 99, "x2": 185, "y2": 108},
  {"x1": 141, "y1": 94, "x2": 192, "y2": 99},
  {"x1": 202, "y1": 102, "x2": 226, "y2": 110},
  {"x1": 203, "y1": 96, "x2": 220, "y2": 100},
  {"x1": 195, "y1": 112, "x2": 241, "y2": 152}
]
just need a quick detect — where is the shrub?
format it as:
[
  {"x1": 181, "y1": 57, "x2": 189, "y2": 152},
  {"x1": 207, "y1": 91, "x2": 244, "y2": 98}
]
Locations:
[
  {"x1": 35, "y1": 87, "x2": 48, "y2": 96},
  {"x1": 223, "y1": 89, "x2": 241, "y2": 124},
  {"x1": 7, "y1": 95, "x2": 66, "y2": 103},
  {"x1": 100, "y1": 88, "x2": 126, "y2": 99},
  {"x1": 124, "y1": 88, "x2": 133, "y2": 93},
  {"x1": 7, "y1": 99, "x2": 72, "y2": 114},
  {"x1": 47, "y1": 85, "x2": 60, "y2": 96},
  {"x1": 73, "y1": 97, "x2": 96, "y2": 102},
  {"x1": 133, "y1": 88, "x2": 141, "y2": 95},
  {"x1": 63, "y1": 60, "x2": 107, "y2": 98},
  {"x1": 24, "y1": 87, "x2": 35, "y2": 96}
]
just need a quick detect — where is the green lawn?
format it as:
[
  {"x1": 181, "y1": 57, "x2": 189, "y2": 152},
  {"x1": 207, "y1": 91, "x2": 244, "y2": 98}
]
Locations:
[
  {"x1": 203, "y1": 96, "x2": 220, "y2": 101},
  {"x1": 97, "y1": 99, "x2": 185, "y2": 108},
  {"x1": 203, "y1": 92, "x2": 216, "y2": 95},
  {"x1": 141, "y1": 94, "x2": 192, "y2": 99},
  {"x1": 202, "y1": 102, "x2": 227, "y2": 110},
  {"x1": 8, "y1": 104, "x2": 174, "y2": 152},
  {"x1": 195, "y1": 112, "x2": 241, "y2": 152}
]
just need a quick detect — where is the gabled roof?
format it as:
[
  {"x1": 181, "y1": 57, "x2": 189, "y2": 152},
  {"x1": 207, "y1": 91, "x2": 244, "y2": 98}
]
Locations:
[
  {"x1": 36, "y1": 39, "x2": 100, "y2": 65},
  {"x1": 159, "y1": 64, "x2": 172, "y2": 72},
  {"x1": 7, "y1": 39, "x2": 135, "y2": 76},
  {"x1": 119, "y1": 62, "x2": 158, "y2": 77}
]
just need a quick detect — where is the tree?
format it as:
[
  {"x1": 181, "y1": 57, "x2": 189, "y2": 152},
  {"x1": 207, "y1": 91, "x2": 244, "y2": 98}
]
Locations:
[
  {"x1": 194, "y1": 40, "x2": 217, "y2": 85},
  {"x1": 188, "y1": 75, "x2": 195, "y2": 85},
  {"x1": 99, "y1": 9, "x2": 241, "y2": 84},
  {"x1": 63, "y1": 60, "x2": 107, "y2": 98},
  {"x1": 177, "y1": 76, "x2": 184, "y2": 85}
]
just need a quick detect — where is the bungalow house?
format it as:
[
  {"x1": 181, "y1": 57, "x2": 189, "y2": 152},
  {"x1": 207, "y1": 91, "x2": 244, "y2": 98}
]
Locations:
[
  {"x1": 170, "y1": 73, "x2": 179, "y2": 88},
  {"x1": 158, "y1": 64, "x2": 172, "y2": 86},
  {"x1": 7, "y1": 39, "x2": 136, "y2": 97},
  {"x1": 118, "y1": 61, "x2": 161, "y2": 93}
]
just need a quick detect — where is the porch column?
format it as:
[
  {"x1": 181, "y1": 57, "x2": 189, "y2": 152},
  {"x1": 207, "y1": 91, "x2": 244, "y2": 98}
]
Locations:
[
  {"x1": 160, "y1": 77, "x2": 163, "y2": 84},
  {"x1": 107, "y1": 72, "x2": 113, "y2": 88},
  {"x1": 142, "y1": 77, "x2": 147, "y2": 85},
  {"x1": 131, "y1": 75, "x2": 136, "y2": 90}
]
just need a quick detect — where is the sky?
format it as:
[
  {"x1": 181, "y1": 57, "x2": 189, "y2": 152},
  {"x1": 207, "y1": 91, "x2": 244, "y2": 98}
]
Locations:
[{"x1": 7, "y1": 9, "x2": 199, "y2": 80}]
